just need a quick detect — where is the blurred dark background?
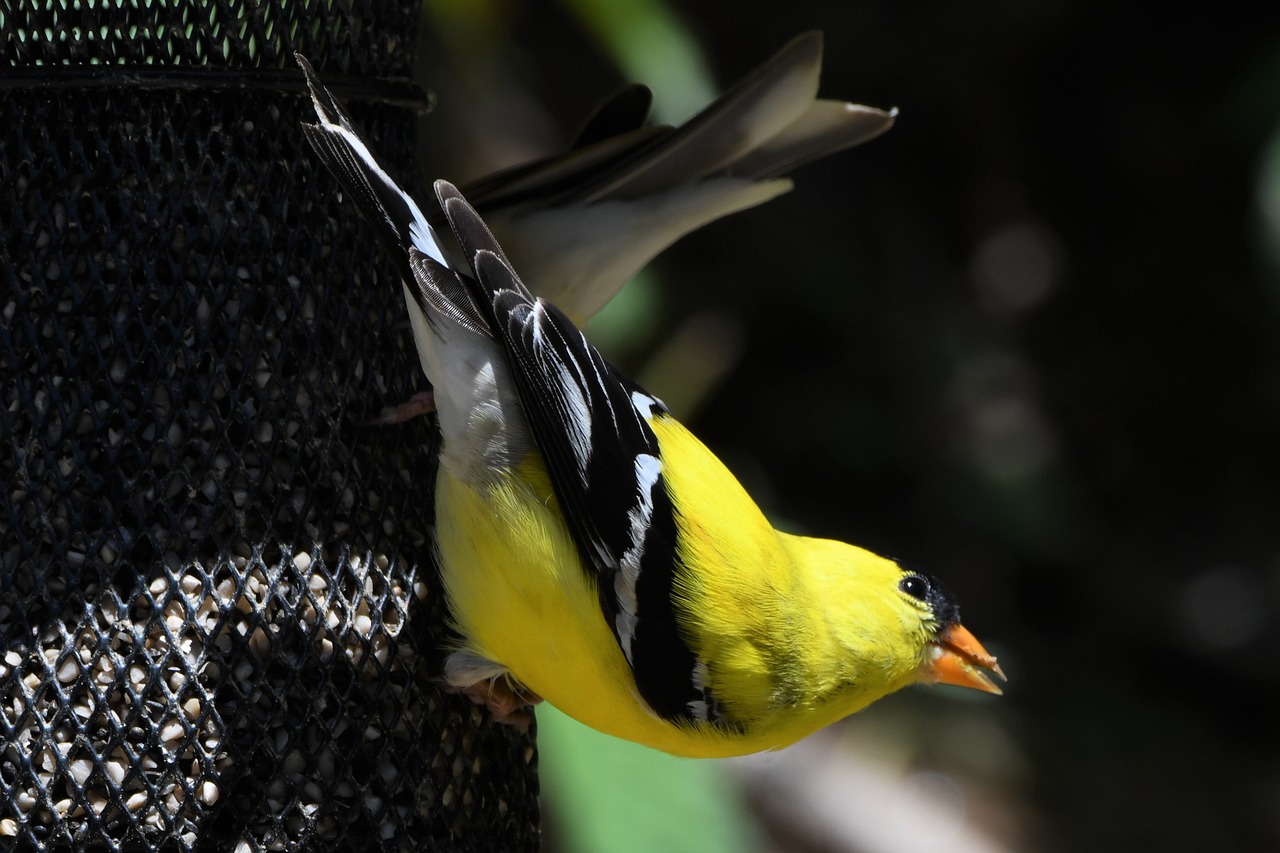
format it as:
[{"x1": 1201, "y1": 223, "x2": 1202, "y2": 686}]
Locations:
[{"x1": 411, "y1": 3, "x2": 1280, "y2": 851}]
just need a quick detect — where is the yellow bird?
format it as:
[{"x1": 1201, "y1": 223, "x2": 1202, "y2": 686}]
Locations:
[{"x1": 297, "y1": 46, "x2": 1003, "y2": 759}]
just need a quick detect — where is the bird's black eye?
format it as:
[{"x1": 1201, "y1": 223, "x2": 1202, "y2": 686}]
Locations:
[{"x1": 899, "y1": 574, "x2": 930, "y2": 601}]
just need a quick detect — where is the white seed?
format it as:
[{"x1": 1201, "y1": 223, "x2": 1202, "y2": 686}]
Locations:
[
  {"x1": 248, "y1": 627, "x2": 270, "y2": 657},
  {"x1": 199, "y1": 780, "x2": 219, "y2": 805},
  {"x1": 56, "y1": 658, "x2": 79, "y2": 684},
  {"x1": 67, "y1": 758, "x2": 93, "y2": 785},
  {"x1": 160, "y1": 720, "x2": 185, "y2": 744}
]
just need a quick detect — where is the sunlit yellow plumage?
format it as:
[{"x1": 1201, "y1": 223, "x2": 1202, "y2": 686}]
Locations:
[
  {"x1": 297, "y1": 41, "x2": 1004, "y2": 760},
  {"x1": 436, "y1": 413, "x2": 962, "y2": 758}
]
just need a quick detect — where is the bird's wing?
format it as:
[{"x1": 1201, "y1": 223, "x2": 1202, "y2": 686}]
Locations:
[
  {"x1": 459, "y1": 125, "x2": 672, "y2": 212},
  {"x1": 410, "y1": 182, "x2": 720, "y2": 724},
  {"x1": 463, "y1": 31, "x2": 894, "y2": 211},
  {"x1": 461, "y1": 84, "x2": 659, "y2": 210},
  {"x1": 576, "y1": 29, "x2": 829, "y2": 202},
  {"x1": 730, "y1": 99, "x2": 898, "y2": 181},
  {"x1": 570, "y1": 83, "x2": 655, "y2": 149}
]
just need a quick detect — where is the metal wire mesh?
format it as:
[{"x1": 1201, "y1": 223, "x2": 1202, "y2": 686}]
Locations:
[{"x1": 1, "y1": 2, "x2": 540, "y2": 850}]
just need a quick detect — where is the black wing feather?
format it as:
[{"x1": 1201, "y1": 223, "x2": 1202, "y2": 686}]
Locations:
[{"x1": 426, "y1": 182, "x2": 714, "y2": 722}]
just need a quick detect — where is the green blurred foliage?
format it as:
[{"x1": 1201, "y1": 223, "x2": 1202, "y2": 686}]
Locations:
[{"x1": 536, "y1": 705, "x2": 757, "y2": 853}]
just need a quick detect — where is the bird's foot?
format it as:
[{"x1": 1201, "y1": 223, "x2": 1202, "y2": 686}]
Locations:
[
  {"x1": 361, "y1": 390, "x2": 436, "y2": 425},
  {"x1": 447, "y1": 677, "x2": 542, "y2": 732}
]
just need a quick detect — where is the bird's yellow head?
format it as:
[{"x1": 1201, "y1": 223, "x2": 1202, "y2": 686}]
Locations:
[{"x1": 782, "y1": 535, "x2": 1005, "y2": 715}]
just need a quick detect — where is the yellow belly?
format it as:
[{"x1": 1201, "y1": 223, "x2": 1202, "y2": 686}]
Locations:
[
  {"x1": 432, "y1": 417, "x2": 896, "y2": 758},
  {"x1": 434, "y1": 460, "x2": 766, "y2": 757}
]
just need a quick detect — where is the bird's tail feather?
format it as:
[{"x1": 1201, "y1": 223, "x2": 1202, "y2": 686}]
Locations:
[
  {"x1": 295, "y1": 53, "x2": 448, "y2": 289},
  {"x1": 404, "y1": 179, "x2": 537, "y2": 341}
]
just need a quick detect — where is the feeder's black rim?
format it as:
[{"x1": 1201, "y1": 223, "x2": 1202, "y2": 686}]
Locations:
[{"x1": 0, "y1": 66, "x2": 432, "y2": 112}]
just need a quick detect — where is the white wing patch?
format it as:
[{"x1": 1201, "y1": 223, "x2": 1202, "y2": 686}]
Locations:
[
  {"x1": 613, "y1": 451, "x2": 663, "y2": 662},
  {"x1": 530, "y1": 304, "x2": 594, "y2": 479},
  {"x1": 630, "y1": 390, "x2": 663, "y2": 418}
]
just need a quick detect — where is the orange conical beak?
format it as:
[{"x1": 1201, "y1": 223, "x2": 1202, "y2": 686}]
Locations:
[{"x1": 922, "y1": 623, "x2": 1006, "y2": 695}]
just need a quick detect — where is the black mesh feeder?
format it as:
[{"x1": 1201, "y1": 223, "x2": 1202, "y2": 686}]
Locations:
[{"x1": 0, "y1": 2, "x2": 540, "y2": 849}]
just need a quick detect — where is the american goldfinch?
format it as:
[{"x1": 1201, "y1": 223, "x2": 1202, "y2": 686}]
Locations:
[
  {"x1": 455, "y1": 30, "x2": 896, "y2": 324},
  {"x1": 298, "y1": 49, "x2": 1003, "y2": 759}
]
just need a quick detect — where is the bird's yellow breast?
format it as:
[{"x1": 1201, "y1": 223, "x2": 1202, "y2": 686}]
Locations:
[
  {"x1": 436, "y1": 457, "x2": 727, "y2": 755},
  {"x1": 434, "y1": 416, "x2": 921, "y2": 757},
  {"x1": 433, "y1": 448, "x2": 770, "y2": 755}
]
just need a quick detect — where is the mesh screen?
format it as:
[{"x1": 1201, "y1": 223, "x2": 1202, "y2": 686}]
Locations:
[{"x1": 1, "y1": 2, "x2": 540, "y2": 850}]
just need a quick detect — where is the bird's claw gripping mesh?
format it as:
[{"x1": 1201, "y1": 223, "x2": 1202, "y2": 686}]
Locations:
[{"x1": 1, "y1": 2, "x2": 540, "y2": 849}]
